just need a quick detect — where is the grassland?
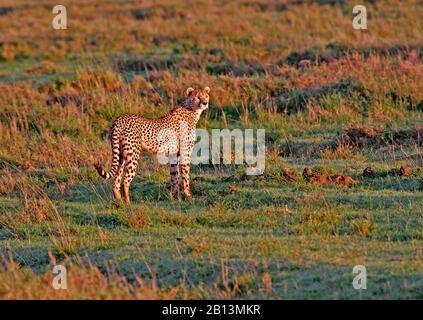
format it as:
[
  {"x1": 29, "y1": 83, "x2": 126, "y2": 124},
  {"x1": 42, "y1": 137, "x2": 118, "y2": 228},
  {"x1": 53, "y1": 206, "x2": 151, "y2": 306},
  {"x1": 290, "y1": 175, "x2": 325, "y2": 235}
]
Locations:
[{"x1": 0, "y1": 0, "x2": 422, "y2": 299}]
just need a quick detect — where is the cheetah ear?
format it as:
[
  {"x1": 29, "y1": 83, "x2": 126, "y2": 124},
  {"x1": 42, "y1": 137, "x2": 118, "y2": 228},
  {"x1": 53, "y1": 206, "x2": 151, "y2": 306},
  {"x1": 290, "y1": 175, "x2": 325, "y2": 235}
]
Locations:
[
  {"x1": 203, "y1": 86, "x2": 210, "y2": 94},
  {"x1": 186, "y1": 87, "x2": 195, "y2": 96}
]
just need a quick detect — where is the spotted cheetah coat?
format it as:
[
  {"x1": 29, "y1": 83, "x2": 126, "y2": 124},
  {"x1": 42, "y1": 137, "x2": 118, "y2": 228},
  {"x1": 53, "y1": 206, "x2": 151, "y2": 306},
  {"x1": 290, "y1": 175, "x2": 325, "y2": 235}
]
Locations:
[{"x1": 95, "y1": 86, "x2": 210, "y2": 203}]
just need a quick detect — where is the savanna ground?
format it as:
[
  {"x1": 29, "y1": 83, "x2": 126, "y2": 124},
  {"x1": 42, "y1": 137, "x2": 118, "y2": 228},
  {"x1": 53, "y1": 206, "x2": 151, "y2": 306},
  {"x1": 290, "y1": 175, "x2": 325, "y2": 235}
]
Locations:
[{"x1": 0, "y1": 0, "x2": 422, "y2": 299}]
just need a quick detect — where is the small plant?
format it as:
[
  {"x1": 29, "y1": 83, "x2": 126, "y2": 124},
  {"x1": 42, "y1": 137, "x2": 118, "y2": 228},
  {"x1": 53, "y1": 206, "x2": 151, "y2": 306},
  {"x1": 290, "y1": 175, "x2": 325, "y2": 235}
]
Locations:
[
  {"x1": 124, "y1": 209, "x2": 151, "y2": 229},
  {"x1": 0, "y1": 167, "x2": 16, "y2": 195},
  {"x1": 320, "y1": 143, "x2": 353, "y2": 160},
  {"x1": 350, "y1": 216, "x2": 375, "y2": 238}
]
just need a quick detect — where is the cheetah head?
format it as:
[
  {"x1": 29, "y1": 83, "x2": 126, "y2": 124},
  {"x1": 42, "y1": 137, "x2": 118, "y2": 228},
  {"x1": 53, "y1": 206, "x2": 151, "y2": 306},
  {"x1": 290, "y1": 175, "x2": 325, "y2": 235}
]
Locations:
[{"x1": 183, "y1": 86, "x2": 210, "y2": 112}]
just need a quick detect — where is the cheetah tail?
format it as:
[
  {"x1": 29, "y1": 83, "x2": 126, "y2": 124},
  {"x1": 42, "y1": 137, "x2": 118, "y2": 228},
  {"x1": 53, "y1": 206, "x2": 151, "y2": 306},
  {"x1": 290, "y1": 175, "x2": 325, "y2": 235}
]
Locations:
[
  {"x1": 94, "y1": 162, "x2": 113, "y2": 179},
  {"x1": 94, "y1": 128, "x2": 122, "y2": 179}
]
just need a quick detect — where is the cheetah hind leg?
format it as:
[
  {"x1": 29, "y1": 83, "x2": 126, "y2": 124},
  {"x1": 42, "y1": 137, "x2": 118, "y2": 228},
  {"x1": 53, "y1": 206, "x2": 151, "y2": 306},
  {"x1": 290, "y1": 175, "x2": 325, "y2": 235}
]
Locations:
[
  {"x1": 112, "y1": 159, "x2": 125, "y2": 202},
  {"x1": 122, "y1": 152, "x2": 140, "y2": 204}
]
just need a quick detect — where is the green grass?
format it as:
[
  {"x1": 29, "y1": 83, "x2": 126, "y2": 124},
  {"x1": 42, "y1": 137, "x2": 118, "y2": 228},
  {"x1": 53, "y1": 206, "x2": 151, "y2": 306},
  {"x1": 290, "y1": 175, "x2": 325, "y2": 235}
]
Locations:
[{"x1": 1, "y1": 152, "x2": 422, "y2": 298}]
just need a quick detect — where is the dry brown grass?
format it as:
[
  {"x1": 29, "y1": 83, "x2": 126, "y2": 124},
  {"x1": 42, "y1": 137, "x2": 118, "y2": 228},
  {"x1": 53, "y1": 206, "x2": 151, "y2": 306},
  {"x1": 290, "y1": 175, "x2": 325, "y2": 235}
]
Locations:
[
  {"x1": 0, "y1": 256, "x2": 177, "y2": 300},
  {"x1": 18, "y1": 196, "x2": 55, "y2": 225}
]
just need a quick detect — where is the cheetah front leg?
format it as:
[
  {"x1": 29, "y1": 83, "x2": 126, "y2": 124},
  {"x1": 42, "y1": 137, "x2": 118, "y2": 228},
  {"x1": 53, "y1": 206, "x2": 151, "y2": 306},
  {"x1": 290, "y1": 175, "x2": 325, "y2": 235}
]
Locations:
[
  {"x1": 180, "y1": 162, "x2": 192, "y2": 200},
  {"x1": 180, "y1": 144, "x2": 194, "y2": 200},
  {"x1": 169, "y1": 153, "x2": 180, "y2": 199}
]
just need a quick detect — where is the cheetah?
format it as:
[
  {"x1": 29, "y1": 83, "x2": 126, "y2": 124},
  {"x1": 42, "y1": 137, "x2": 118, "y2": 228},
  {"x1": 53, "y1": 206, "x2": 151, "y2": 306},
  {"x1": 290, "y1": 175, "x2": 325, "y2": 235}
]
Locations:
[{"x1": 95, "y1": 86, "x2": 210, "y2": 204}]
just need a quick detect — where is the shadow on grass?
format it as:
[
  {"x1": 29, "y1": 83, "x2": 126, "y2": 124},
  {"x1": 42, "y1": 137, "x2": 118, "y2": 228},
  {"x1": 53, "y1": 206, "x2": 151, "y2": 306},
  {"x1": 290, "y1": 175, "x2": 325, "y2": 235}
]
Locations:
[
  {"x1": 0, "y1": 247, "x2": 50, "y2": 274},
  {"x1": 55, "y1": 178, "x2": 172, "y2": 205},
  {"x1": 279, "y1": 43, "x2": 423, "y2": 67}
]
